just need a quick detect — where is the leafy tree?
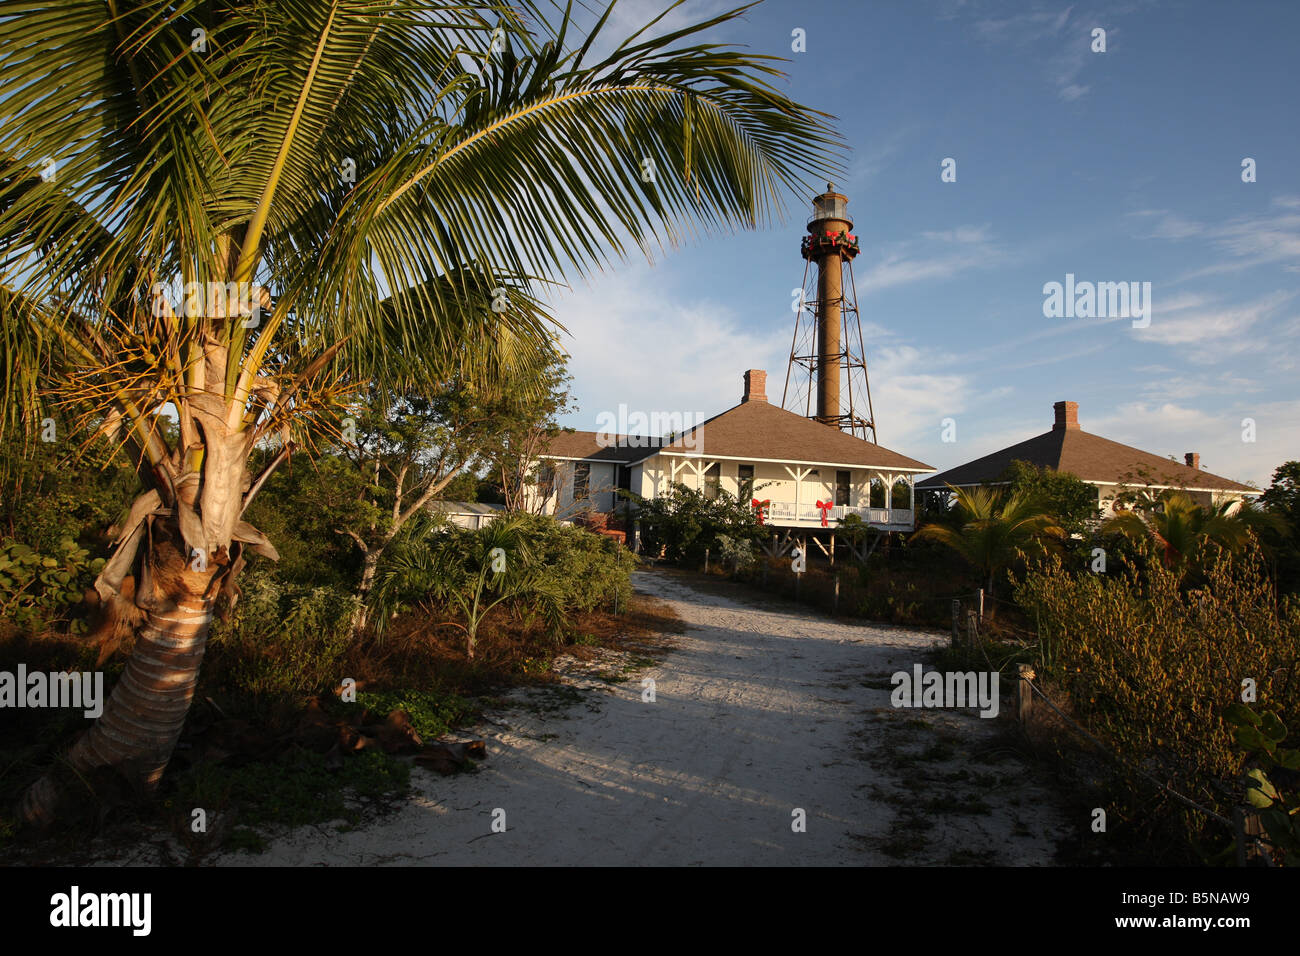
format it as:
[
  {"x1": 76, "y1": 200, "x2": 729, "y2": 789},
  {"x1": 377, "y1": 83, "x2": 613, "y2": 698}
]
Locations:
[
  {"x1": 333, "y1": 377, "x2": 560, "y2": 633},
  {"x1": 997, "y1": 460, "x2": 1100, "y2": 535},
  {"x1": 1260, "y1": 461, "x2": 1300, "y2": 596},
  {"x1": 912, "y1": 484, "x2": 1065, "y2": 597},
  {"x1": 0, "y1": 0, "x2": 841, "y2": 824},
  {"x1": 474, "y1": 355, "x2": 575, "y2": 513}
]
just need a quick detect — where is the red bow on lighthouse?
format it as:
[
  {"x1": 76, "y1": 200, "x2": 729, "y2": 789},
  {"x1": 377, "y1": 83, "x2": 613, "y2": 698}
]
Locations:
[
  {"x1": 751, "y1": 499, "x2": 770, "y2": 525},
  {"x1": 815, "y1": 500, "x2": 833, "y2": 527}
]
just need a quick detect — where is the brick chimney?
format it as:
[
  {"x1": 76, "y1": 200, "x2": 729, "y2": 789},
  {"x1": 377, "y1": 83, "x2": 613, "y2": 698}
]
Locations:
[
  {"x1": 1185, "y1": 452, "x2": 1200, "y2": 470},
  {"x1": 743, "y1": 369, "x2": 768, "y2": 404},
  {"x1": 1053, "y1": 400, "x2": 1079, "y2": 431}
]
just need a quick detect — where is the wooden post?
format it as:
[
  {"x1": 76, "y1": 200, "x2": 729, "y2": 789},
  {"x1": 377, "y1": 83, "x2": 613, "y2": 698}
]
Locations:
[
  {"x1": 966, "y1": 610, "x2": 978, "y2": 651},
  {"x1": 703, "y1": 547, "x2": 710, "y2": 574},
  {"x1": 978, "y1": 588, "x2": 985, "y2": 620},
  {"x1": 1234, "y1": 808, "x2": 1268, "y2": 866},
  {"x1": 951, "y1": 599, "x2": 960, "y2": 648},
  {"x1": 1017, "y1": 664, "x2": 1035, "y2": 723},
  {"x1": 833, "y1": 573, "x2": 840, "y2": 615},
  {"x1": 830, "y1": 532, "x2": 835, "y2": 566}
]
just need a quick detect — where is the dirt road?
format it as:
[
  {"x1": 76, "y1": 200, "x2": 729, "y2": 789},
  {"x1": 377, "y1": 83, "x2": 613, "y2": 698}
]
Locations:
[{"x1": 215, "y1": 569, "x2": 1069, "y2": 866}]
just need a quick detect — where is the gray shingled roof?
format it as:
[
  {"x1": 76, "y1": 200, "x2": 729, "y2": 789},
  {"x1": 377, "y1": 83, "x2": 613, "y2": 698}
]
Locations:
[
  {"x1": 917, "y1": 427, "x2": 1257, "y2": 493},
  {"x1": 542, "y1": 399, "x2": 933, "y2": 471}
]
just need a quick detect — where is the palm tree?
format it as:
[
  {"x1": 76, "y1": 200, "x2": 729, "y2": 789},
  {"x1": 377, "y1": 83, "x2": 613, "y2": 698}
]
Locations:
[
  {"x1": 912, "y1": 484, "x2": 1065, "y2": 597},
  {"x1": 1103, "y1": 491, "x2": 1283, "y2": 568},
  {"x1": 371, "y1": 512, "x2": 562, "y2": 660},
  {"x1": 1, "y1": 0, "x2": 841, "y2": 824}
]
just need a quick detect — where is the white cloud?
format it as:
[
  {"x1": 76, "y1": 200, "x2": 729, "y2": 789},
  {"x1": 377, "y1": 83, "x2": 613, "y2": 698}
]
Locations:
[
  {"x1": 1134, "y1": 290, "x2": 1293, "y2": 347},
  {"x1": 857, "y1": 224, "x2": 1004, "y2": 292}
]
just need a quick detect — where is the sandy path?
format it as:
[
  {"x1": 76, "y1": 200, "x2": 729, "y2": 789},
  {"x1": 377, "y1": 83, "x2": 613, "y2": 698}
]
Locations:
[{"x1": 214, "y1": 569, "x2": 1069, "y2": 866}]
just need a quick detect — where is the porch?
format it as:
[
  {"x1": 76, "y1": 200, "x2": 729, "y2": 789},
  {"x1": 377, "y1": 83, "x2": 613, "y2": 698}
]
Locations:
[{"x1": 763, "y1": 501, "x2": 915, "y2": 531}]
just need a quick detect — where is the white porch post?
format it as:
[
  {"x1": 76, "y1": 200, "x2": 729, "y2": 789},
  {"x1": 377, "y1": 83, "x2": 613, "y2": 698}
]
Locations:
[{"x1": 784, "y1": 465, "x2": 814, "y2": 519}]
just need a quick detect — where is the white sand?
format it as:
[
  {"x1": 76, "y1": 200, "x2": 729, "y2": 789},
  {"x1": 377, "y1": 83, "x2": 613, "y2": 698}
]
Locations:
[{"x1": 212, "y1": 568, "x2": 1070, "y2": 866}]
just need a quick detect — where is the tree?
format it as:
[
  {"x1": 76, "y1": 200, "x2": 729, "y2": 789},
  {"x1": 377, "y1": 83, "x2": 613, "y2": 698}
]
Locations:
[
  {"x1": 334, "y1": 376, "x2": 560, "y2": 634},
  {"x1": 0, "y1": 0, "x2": 841, "y2": 824},
  {"x1": 997, "y1": 460, "x2": 1100, "y2": 535},
  {"x1": 912, "y1": 484, "x2": 1066, "y2": 597},
  {"x1": 474, "y1": 355, "x2": 575, "y2": 513},
  {"x1": 1260, "y1": 461, "x2": 1300, "y2": 596},
  {"x1": 1103, "y1": 490, "x2": 1285, "y2": 571},
  {"x1": 370, "y1": 512, "x2": 561, "y2": 660}
]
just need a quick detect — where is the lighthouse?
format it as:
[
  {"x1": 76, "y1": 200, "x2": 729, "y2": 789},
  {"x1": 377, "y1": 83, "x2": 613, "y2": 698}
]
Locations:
[{"x1": 781, "y1": 185, "x2": 877, "y2": 442}]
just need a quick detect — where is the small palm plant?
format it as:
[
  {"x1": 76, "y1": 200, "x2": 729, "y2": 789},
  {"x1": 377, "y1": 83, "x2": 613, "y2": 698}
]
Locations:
[
  {"x1": 912, "y1": 484, "x2": 1065, "y2": 598},
  {"x1": 1103, "y1": 491, "x2": 1283, "y2": 569},
  {"x1": 371, "y1": 513, "x2": 561, "y2": 660}
]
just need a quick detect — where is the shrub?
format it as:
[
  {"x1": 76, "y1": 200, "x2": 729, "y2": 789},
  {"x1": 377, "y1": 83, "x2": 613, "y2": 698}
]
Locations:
[
  {"x1": 1014, "y1": 540, "x2": 1300, "y2": 858},
  {"x1": 205, "y1": 565, "x2": 359, "y2": 700},
  {"x1": 371, "y1": 512, "x2": 636, "y2": 655},
  {"x1": 0, "y1": 538, "x2": 105, "y2": 634},
  {"x1": 634, "y1": 483, "x2": 764, "y2": 567}
]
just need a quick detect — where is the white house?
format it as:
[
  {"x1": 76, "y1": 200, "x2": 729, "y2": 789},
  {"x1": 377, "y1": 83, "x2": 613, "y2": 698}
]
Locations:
[
  {"x1": 527, "y1": 370, "x2": 935, "y2": 539},
  {"x1": 916, "y1": 400, "x2": 1261, "y2": 516}
]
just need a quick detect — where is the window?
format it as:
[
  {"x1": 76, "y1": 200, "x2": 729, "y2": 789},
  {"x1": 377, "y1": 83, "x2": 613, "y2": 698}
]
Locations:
[
  {"x1": 617, "y1": 465, "x2": 631, "y2": 492},
  {"x1": 573, "y1": 462, "x2": 590, "y2": 500},
  {"x1": 537, "y1": 462, "x2": 555, "y2": 489},
  {"x1": 835, "y1": 470, "x2": 851, "y2": 507},
  {"x1": 703, "y1": 462, "x2": 721, "y2": 499},
  {"x1": 737, "y1": 464, "x2": 755, "y2": 499}
]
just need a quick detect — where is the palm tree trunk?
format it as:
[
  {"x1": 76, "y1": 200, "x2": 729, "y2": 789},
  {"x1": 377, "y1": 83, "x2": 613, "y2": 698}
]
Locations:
[{"x1": 20, "y1": 530, "x2": 218, "y2": 826}]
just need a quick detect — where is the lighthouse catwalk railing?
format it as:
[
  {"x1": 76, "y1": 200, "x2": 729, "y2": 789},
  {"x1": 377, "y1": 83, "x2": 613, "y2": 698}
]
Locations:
[{"x1": 781, "y1": 184, "x2": 878, "y2": 443}]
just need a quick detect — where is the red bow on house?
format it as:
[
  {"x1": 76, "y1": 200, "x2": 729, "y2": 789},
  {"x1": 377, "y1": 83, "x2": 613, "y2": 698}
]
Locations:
[
  {"x1": 751, "y1": 498, "x2": 770, "y2": 525},
  {"x1": 815, "y1": 500, "x2": 833, "y2": 527}
]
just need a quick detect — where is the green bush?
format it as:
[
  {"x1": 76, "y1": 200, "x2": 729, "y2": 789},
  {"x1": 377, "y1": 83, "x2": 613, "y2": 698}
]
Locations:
[
  {"x1": 0, "y1": 538, "x2": 105, "y2": 633},
  {"x1": 634, "y1": 482, "x2": 764, "y2": 567},
  {"x1": 206, "y1": 565, "x2": 359, "y2": 699},
  {"x1": 1014, "y1": 540, "x2": 1300, "y2": 857},
  {"x1": 372, "y1": 512, "x2": 636, "y2": 653}
]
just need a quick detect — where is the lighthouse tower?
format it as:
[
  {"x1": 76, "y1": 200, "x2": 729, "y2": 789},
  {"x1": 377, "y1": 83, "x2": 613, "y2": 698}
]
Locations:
[{"x1": 781, "y1": 185, "x2": 877, "y2": 442}]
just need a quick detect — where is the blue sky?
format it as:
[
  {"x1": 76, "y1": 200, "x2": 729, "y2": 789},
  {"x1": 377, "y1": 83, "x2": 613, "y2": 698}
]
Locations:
[{"x1": 545, "y1": 0, "x2": 1299, "y2": 489}]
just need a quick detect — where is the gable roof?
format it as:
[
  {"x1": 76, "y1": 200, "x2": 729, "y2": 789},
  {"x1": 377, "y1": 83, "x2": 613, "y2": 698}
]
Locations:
[
  {"x1": 916, "y1": 425, "x2": 1257, "y2": 494},
  {"x1": 542, "y1": 401, "x2": 933, "y2": 472},
  {"x1": 537, "y1": 430, "x2": 652, "y2": 464}
]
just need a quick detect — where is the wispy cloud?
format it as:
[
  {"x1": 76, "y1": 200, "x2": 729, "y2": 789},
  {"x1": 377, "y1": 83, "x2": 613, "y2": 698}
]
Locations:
[
  {"x1": 1134, "y1": 199, "x2": 1300, "y2": 279},
  {"x1": 968, "y1": 3, "x2": 1102, "y2": 101},
  {"x1": 1135, "y1": 290, "x2": 1293, "y2": 347},
  {"x1": 858, "y1": 224, "x2": 1004, "y2": 292}
]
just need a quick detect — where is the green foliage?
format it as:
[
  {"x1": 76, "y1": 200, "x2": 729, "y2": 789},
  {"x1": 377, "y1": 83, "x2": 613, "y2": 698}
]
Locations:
[
  {"x1": 1223, "y1": 703, "x2": 1300, "y2": 865},
  {"x1": 1260, "y1": 461, "x2": 1300, "y2": 597},
  {"x1": 241, "y1": 452, "x2": 367, "y2": 590},
  {"x1": 0, "y1": 538, "x2": 104, "y2": 633},
  {"x1": 206, "y1": 565, "x2": 359, "y2": 700},
  {"x1": 1102, "y1": 491, "x2": 1284, "y2": 576},
  {"x1": 1014, "y1": 541, "x2": 1300, "y2": 856},
  {"x1": 355, "y1": 689, "x2": 478, "y2": 741},
  {"x1": 634, "y1": 482, "x2": 765, "y2": 567},
  {"x1": 0, "y1": 430, "x2": 141, "y2": 555},
  {"x1": 713, "y1": 533, "x2": 757, "y2": 572},
  {"x1": 913, "y1": 484, "x2": 1065, "y2": 597},
  {"x1": 371, "y1": 512, "x2": 635, "y2": 654},
  {"x1": 997, "y1": 460, "x2": 1100, "y2": 535},
  {"x1": 0, "y1": 428, "x2": 133, "y2": 633}
]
